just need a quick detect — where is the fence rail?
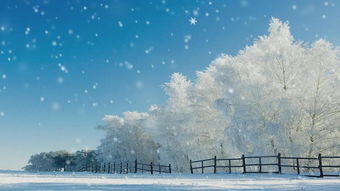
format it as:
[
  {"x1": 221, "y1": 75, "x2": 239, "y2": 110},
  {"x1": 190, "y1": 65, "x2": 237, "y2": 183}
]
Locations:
[{"x1": 190, "y1": 153, "x2": 340, "y2": 177}]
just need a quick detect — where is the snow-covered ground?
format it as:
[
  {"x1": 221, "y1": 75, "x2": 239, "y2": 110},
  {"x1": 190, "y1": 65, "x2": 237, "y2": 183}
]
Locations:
[{"x1": 1, "y1": 171, "x2": 340, "y2": 190}]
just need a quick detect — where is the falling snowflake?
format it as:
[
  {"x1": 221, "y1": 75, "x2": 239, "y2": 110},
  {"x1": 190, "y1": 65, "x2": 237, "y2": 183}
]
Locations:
[
  {"x1": 57, "y1": 77, "x2": 64, "y2": 84},
  {"x1": 124, "y1": 62, "x2": 134, "y2": 70},
  {"x1": 92, "y1": 83, "x2": 98, "y2": 89},
  {"x1": 67, "y1": 29, "x2": 73, "y2": 35},
  {"x1": 144, "y1": 47, "x2": 154, "y2": 54},
  {"x1": 32, "y1": 5, "x2": 39, "y2": 13},
  {"x1": 58, "y1": 64, "x2": 68, "y2": 73},
  {"x1": 136, "y1": 81, "x2": 143, "y2": 89},
  {"x1": 292, "y1": 5, "x2": 297, "y2": 10},
  {"x1": 184, "y1": 35, "x2": 192, "y2": 43},
  {"x1": 189, "y1": 17, "x2": 197, "y2": 25},
  {"x1": 118, "y1": 21, "x2": 123, "y2": 27},
  {"x1": 192, "y1": 9, "x2": 199, "y2": 16},
  {"x1": 51, "y1": 102, "x2": 60, "y2": 111},
  {"x1": 92, "y1": 102, "x2": 98, "y2": 107},
  {"x1": 51, "y1": 41, "x2": 58, "y2": 46},
  {"x1": 24, "y1": 27, "x2": 31, "y2": 35}
]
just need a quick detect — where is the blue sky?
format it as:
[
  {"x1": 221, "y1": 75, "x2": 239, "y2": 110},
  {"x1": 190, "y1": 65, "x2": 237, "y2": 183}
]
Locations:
[{"x1": 0, "y1": 0, "x2": 339, "y2": 170}]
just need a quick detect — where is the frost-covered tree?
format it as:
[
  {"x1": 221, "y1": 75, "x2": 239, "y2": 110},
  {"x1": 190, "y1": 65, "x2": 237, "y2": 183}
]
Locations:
[
  {"x1": 96, "y1": 18, "x2": 340, "y2": 172},
  {"x1": 202, "y1": 18, "x2": 340, "y2": 158},
  {"x1": 293, "y1": 39, "x2": 340, "y2": 157},
  {"x1": 96, "y1": 111, "x2": 159, "y2": 164}
]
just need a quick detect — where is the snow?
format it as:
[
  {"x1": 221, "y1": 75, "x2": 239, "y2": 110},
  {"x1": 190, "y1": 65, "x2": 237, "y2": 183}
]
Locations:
[
  {"x1": 1, "y1": 171, "x2": 340, "y2": 190},
  {"x1": 189, "y1": 17, "x2": 197, "y2": 25}
]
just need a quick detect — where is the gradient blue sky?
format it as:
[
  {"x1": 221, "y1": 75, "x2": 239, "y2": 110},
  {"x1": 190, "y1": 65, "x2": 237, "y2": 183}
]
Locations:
[{"x1": 0, "y1": 0, "x2": 339, "y2": 170}]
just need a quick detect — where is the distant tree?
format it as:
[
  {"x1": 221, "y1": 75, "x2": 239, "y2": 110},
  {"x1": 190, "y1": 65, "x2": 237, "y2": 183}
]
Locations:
[
  {"x1": 52, "y1": 151, "x2": 74, "y2": 171},
  {"x1": 73, "y1": 150, "x2": 98, "y2": 171},
  {"x1": 24, "y1": 152, "x2": 55, "y2": 171},
  {"x1": 24, "y1": 150, "x2": 97, "y2": 172}
]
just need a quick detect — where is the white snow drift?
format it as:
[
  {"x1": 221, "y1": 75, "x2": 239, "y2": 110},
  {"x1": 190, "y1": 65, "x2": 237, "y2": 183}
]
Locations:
[{"x1": 1, "y1": 171, "x2": 340, "y2": 191}]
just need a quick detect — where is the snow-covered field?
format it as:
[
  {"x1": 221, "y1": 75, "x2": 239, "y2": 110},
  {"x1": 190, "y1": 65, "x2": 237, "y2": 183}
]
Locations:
[{"x1": 1, "y1": 171, "x2": 340, "y2": 191}]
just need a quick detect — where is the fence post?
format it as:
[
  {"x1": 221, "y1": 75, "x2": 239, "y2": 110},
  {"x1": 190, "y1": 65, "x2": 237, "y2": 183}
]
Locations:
[
  {"x1": 108, "y1": 163, "x2": 111, "y2": 174},
  {"x1": 259, "y1": 157, "x2": 262, "y2": 173},
  {"x1": 277, "y1": 153, "x2": 282, "y2": 174},
  {"x1": 201, "y1": 161, "x2": 204, "y2": 174},
  {"x1": 214, "y1": 156, "x2": 217, "y2": 174},
  {"x1": 126, "y1": 161, "x2": 129, "y2": 174},
  {"x1": 296, "y1": 158, "x2": 300, "y2": 175},
  {"x1": 242, "y1": 154, "x2": 246, "y2": 173},
  {"x1": 318, "y1": 153, "x2": 324, "y2": 177},
  {"x1": 159, "y1": 164, "x2": 161, "y2": 174},
  {"x1": 142, "y1": 164, "x2": 144, "y2": 173},
  {"x1": 135, "y1": 160, "x2": 138, "y2": 173},
  {"x1": 190, "y1": 160, "x2": 193, "y2": 174},
  {"x1": 169, "y1": 164, "x2": 172, "y2": 173},
  {"x1": 150, "y1": 162, "x2": 154, "y2": 175},
  {"x1": 228, "y1": 159, "x2": 231, "y2": 173},
  {"x1": 120, "y1": 162, "x2": 122, "y2": 174},
  {"x1": 113, "y1": 162, "x2": 116, "y2": 173}
]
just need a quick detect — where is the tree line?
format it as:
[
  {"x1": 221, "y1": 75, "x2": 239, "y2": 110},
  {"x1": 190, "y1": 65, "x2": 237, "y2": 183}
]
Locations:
[{"x1": 24, "y1": 150, "x2": 97, "y2": 172}]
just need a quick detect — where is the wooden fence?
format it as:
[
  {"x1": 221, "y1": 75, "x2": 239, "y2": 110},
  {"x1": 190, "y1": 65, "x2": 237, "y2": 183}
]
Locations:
[
  {"x1": 190, "y1": 153, "x2": 340, "y2": 177},
  {"x1": 135, "y1": 161, "x2": 171, "y2": 174},
  {"x1": 82, "y1": 160, "x2": 171, "y2": 175}
]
